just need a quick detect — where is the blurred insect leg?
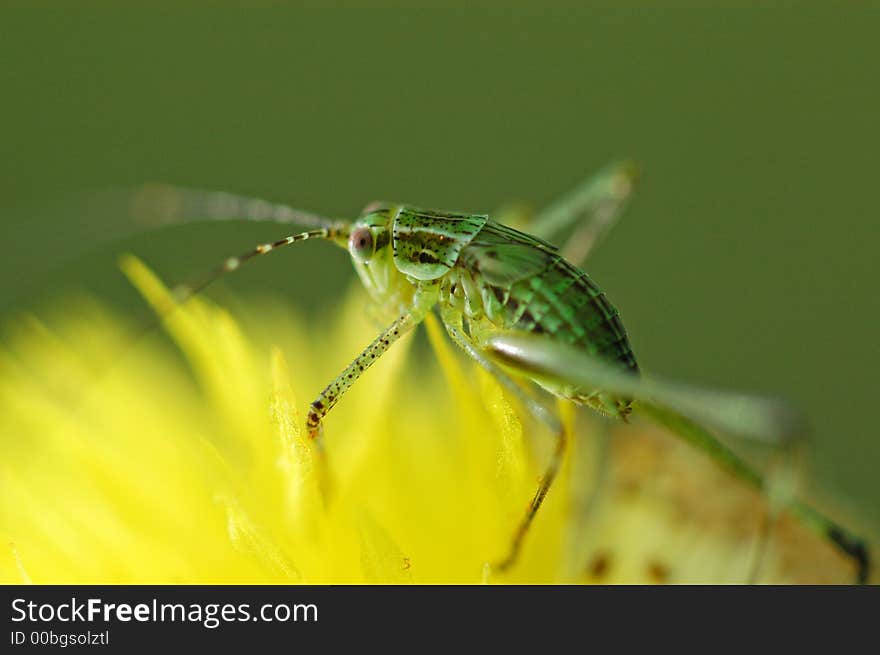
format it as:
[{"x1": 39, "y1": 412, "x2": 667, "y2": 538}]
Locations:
[
  {"x1": 306, "y1": 284, "x2": 440, "y2": 495},
  {"x1": 490, "y1": 334, "x2": 784, "y2": 580},
  {"x1": 638, "y1": 402, "x2": 869, "y2": 584},
  {"x1": 637, "y1": 401, "x2": 792, "y2": 582},
  {"x1": 746, "y1": 441, "x2": 808, "y2": 582},
  {"x1": 439, "y1": 311, "x2": 566, "y2": 572},
  {"x1": 490, "y1": 202, "x2": 535, "y2": 232},
  {"x1": 789, "y1": 495, "x2": 870, "y2": 584},
  {"x1": 498, "y1": 420, "x2": 567, "y2": 572},
  {"x1": 485, "y1": 333, "x2": 871, "y2": 583},
  {"x1": 748, "y1": 492, "x2": 778, "y2": 583},
  {"x1": 530, "y1": 160, "x2": 639, "y2": 265}
]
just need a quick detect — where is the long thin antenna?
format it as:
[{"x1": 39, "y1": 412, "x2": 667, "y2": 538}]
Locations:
[
  {"x1": 125, "y1": 184, "x2": 340, "y2": 231},
  {"x1": 8, "y1": 185, "x2": 343, "y2": 313},
  {"x1": 120, "y1": 225, "x2": 347, "y2": 356},
  {"x1": 162, "y1": 225, "x2": 346, "y2": 311},
  {"x1": 68, "y1": 185, "x2": 348, "y2": 369}
]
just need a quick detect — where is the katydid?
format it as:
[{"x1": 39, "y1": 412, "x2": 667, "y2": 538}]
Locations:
[{"x1": 115, "y1": 163, "x2": 870, "y2": 582}]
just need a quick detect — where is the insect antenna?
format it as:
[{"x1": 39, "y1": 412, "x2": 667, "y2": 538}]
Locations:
[
  {"x1": 159, "y1": 226, "x2": 345, "y2": 313},
  {"x1": 78, "y1": 183, "x2": 346, "y2": 327},
  {"x1": 115, "y1": 224, "x2": 348, "y2": 359},
  {"x1": 66, "y1": 186, "x2": 350, "y2": 384},
  {"x1": 26, "y1": 190, "x2": 353, "y2": 492},
  {"x1": 12, "y1": 184, "x2": 344, "y2": 313},
  {"x1": 124, "y1": 183, "x2": 340, "y2": 231}
]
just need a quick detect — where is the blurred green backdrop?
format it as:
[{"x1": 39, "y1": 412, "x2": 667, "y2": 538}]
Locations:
[{"x1": 1, "y1": 2, "x2": 878, "y2": 523}]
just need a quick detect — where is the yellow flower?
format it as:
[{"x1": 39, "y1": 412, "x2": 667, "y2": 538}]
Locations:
[{"x1": 0, "y1": 257, "x2": 871, "y2": 584}]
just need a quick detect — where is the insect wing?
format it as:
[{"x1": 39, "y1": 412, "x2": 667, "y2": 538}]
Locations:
[{"x1": 461, "y1": 220, "x2": 559, "y2": 287}]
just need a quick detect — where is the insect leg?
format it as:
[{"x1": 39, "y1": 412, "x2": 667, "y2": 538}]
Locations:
[
  {"x1": 485, "y1": 333, "x2": 871, "y2": 583},
  {"x1": 638, "y1": 403, "x2": 870, "y2": 583},
  {"x1": 438, "y1": 309, "x2": 566, "y2": 572},
  {"x1": 306, "y1": 282, "x2": 440, "y2": 453},
  {"x1": 529, "y1": 161, "x2": 639, "y2": 265}
]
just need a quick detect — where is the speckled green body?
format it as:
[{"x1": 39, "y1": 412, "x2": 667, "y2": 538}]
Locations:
[{"x1": 346, "y1": 203, "x2": 638, "y2": 411}]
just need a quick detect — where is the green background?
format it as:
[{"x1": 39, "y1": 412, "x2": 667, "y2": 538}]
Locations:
[{"x1": 1, "y1": 2, "x2": 878, "y2": 524}]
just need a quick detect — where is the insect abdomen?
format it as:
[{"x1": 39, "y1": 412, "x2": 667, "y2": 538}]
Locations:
[{"x1": 490, "y1": 259, "x2": 638, "y2": 372}]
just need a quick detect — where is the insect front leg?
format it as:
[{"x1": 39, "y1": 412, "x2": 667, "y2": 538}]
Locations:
[
  {"x1": 305, "y1": 283, "x2": 440, "y2": 486},
  {"x1": 439, "y1": 307, "x2": 567, "y2": 572}
]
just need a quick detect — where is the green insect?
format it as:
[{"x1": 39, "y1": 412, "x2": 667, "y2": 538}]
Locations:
[{"x1": 121, "y1": 163, "x2": 869, "y2": 582}]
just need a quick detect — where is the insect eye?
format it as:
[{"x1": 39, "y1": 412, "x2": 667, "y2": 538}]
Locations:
[{"x1": 349, "y1": 227, "x2": 375, "y2": 262}]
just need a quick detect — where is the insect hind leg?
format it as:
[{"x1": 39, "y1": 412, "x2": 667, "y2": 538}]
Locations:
[
  {"x1": 484, "y1": 332, "x2": 871, "y2": 583},
  {"x1": 439, "y1": 310, "x2": 567, "y2": 572},
  {"x1": 639, "y1": 402, "x2": 859, "y2": 583},
  {"x1": 529, "y1": 160, "x2": 639, "y2": 266}
]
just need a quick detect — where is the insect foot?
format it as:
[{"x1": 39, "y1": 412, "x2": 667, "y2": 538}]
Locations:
[
  {"x1": 827, "y1": 527, "x2": 871, "y2": 585},
  {"x1": 493, "y1": 532, "x2": 528, "y2": 573},
  {"x1": 304, "y1": 408, "x2": 334, "y2": 505},
  {"x1": 493, "y1": 550, "x2": 518, "y2": 574}
]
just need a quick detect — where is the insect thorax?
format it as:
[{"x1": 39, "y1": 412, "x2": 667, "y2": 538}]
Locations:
[
  {"x1": 349, "y1": 204, "x2": 489, "y2": 314},
  {"x1": 390, "y1": 207, "x2": 487, "y2": 280}
]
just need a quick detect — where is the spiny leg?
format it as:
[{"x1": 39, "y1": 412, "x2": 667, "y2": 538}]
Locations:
[
  {"x1": 484, "y1": 332, "x2": 871, "y2": 583},
  {"x1": 306, "y1": 284, "x2": 440, "y2": 496},
  {"x1": 114, "y1": 228, "x2": 350, "y2": 501},
  {"x1": 305, "y1": 312, "x2": 418, "y2": 442},
  {"x1": 502, "y1": 420, "x2": 567, "y2": 573},
  {"x1": 529, "y1": 160, "x2": 639, "y2": 266},
  {"x1": 439, "y1": 309, "x2": 567, "y2": 572}
]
